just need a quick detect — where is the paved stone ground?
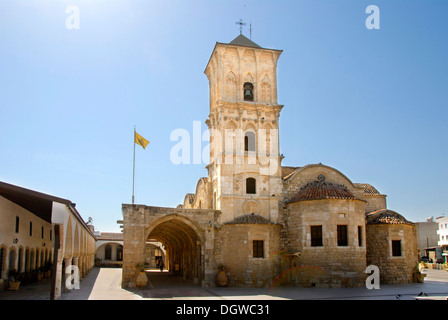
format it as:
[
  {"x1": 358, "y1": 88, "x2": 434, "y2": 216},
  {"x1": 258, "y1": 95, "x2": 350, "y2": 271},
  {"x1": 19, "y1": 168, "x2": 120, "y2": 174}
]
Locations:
[{"x1": 0, "y1": 268, "x2": 447, "y2": 300}]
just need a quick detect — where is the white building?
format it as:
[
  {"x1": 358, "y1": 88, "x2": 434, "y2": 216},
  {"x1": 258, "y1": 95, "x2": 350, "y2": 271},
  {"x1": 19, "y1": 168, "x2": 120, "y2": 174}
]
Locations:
[
  {"x1": 93, "y1": 230, "x2": 166, "y2": 269},
  {"x1": 94, "y1": 232, "x2": 123, "y2": 266},
  {"x1": 0, "y1": 181, "x2": 96, "y2": 299},
  {"x1": 416, "y1": 217, "x2": 440, "y2": 259},
  {"x1": 436, "y1": 216, "x2": 448, "y2": 263}
]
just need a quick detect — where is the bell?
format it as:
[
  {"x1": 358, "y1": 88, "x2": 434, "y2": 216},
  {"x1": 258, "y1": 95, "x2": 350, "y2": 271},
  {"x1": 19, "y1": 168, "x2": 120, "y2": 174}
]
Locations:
[{"x1": 245, "y1": 89, "x2": 252, "y2": 98}]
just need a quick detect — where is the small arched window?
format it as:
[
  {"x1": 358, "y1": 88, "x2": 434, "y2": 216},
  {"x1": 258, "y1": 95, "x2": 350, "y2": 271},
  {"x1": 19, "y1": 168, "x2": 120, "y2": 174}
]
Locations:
[
  {"x1": 246, "y1": 178, "x2": 256, "y2": 194},
  {"x1": 105, "y1": 245, "x2": 112, "y2": 260},
  {"x1": 243, "y1": 82, "x2": 254, "y2": 101},
  {"x1": 244, "y1": 131, "x2": 256, "y2": 152}
]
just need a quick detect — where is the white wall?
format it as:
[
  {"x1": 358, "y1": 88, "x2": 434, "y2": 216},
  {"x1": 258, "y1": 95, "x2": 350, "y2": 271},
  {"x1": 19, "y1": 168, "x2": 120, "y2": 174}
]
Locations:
[
  {"x1": 437, "y1": 216, "x2": 448, "y2": 246},
  {"x1": 95, "y1": 241, "x2": 123, "y2": 262}
]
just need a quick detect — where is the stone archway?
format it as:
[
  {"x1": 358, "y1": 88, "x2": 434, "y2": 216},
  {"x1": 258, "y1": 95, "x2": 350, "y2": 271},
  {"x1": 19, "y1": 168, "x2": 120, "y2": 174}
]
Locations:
[
  {"x1": 146, "y1": 216, "x2": 202, "y2": 283},
  {"x1": 121, "y1": 204, "x2": 219, "y2": 289}
]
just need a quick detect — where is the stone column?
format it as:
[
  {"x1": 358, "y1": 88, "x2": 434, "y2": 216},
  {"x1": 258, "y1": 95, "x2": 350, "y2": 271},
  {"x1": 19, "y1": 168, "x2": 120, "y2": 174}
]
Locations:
[
  {"x1": 78, "y1": 256, "x2": 82, "y2": 279},
  {"x1": 82, "y1": 256, "x2": 86, "y2": 277},
  {"x1": 53, "y1": 258, "x2": 64, "y2": 299},
  {"x1": 122, "y1": 205, "x2": 147, "y2": 288},
  {"x1": 82, "y1": 255, "x2": 86, "y2": 277},
  {"x1": 63, "y1": 257, "x2": 72, "y2": 293},
  {"x1": 72, "y1": 256, "x2": 79, "y2": 270}
]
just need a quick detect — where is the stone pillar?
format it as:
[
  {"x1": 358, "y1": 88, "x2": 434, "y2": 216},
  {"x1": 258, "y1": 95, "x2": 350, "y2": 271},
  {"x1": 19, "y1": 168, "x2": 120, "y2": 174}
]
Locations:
[
  {"x1": 72, "y1": 256, "x2": 79, "y2": 271},
  {"x1": 82, "y1": 256, "x2": 86, "y2": 277},
  {"x1": 53, "y1": 258, "x2": 64, "y2": 299},
  {"x1": 79, "y1": 256, "x2": 84, "y2": 278},
  {"x1": 63, "y1": 257, "x2": 72, "y2": 293},
  {"x1": 194, "y1": 243, "x2": 200, "y2": 284},
  {"x1": 50, "y1": 224, "x2": 63, "y2": 300},
  {"x1": 122, "y1": 205, "x2": 147, "y2": 288},
  {"x1": 82, "y1": 256, "x2": 86, "y2": 276}
]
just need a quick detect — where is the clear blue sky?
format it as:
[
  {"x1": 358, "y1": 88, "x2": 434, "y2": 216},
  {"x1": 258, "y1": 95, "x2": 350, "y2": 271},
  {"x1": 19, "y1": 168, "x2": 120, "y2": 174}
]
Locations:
[{"x1": 0, "y1": 0, "x2": 447, "y2": 232}]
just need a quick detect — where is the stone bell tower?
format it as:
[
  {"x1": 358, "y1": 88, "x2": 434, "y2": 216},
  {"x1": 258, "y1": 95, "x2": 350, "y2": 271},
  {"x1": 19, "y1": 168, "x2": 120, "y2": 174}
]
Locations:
[{"x1": 204, "y1": 34, "x2": 284, "y2": 224}]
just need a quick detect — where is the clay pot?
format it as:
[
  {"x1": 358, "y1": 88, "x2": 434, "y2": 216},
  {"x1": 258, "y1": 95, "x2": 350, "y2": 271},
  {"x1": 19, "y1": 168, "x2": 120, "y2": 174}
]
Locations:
[
  {"x1": 136, "y1": 272, "x2": 148, "y2": 288},
  {"x1": 8, "y1": 281, "x2": 20, "y2": 291},
  {"x1": 216, "y1": 271, "x2": 228, "y2": 287}
]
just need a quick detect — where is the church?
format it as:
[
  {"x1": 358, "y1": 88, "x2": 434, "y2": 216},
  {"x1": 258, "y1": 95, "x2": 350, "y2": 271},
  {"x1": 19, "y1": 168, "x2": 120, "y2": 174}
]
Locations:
[{"x1": 121, "y1": 34, "x2": 420, "y2": 288}]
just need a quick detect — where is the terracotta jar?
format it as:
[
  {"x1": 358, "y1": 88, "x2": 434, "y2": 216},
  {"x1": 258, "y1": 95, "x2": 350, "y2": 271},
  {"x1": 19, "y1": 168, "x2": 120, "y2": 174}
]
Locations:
[
  {"x1": 216, "y1": 270, "x2": 228, "y2": 287},
  {"x1": 136, "y1": 272, "x2": 148, "y2": 288}
]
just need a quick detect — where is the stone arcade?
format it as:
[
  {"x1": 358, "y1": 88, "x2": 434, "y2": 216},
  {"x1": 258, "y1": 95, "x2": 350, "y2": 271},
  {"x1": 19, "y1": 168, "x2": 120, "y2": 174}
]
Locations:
[{"x1": 121, "y1": 34, "x2": 419, "y2": 289}]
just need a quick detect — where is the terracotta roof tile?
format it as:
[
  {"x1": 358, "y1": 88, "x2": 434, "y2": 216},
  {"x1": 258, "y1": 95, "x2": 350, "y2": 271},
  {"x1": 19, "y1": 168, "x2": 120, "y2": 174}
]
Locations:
[
  {"x1": 354, "y1": 183, "x2": 382, "y2": 196},
  {"x1": 366, "y1": 209, "x2": 413, "y2": 225},
  {"x1": 287, "y1": 180, "x2": 356, "y2": 204},
  {"x1": 225, "y1": 213, "x2": 274, "y2": 225}
]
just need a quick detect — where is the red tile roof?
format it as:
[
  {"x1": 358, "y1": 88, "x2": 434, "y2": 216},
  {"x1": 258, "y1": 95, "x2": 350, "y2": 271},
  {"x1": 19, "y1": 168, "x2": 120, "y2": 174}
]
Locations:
[
  {"x1": 287, "y1": 180, "x2": 356, "y2": 204},
  {"x1": 225, "y1": 213, "x2": 274, "y2": 225},
  {"x1": 354, "y1": 183, "x2": 383, "y2": 196},
  {"x1": 366, "y1": 209, "x2": 413, "y2": 225}
]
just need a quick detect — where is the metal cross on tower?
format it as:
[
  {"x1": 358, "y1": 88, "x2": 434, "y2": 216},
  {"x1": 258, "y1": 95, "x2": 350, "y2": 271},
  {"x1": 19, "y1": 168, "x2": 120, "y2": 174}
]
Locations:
[
  {"x1": 250, "y1": 21, "x2": 252, "y2": 39},
  {"x1": 235, "y1": 18, "x2": 246, "y2": 35}
]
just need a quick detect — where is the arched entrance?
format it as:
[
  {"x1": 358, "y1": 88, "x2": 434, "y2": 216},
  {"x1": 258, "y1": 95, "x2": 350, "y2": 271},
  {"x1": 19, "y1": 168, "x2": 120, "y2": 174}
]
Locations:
[
  {"x1": 146, "y1": 216, "x2": 203, "y2": 284},
  {"x1": 121, "y1": 204, "x2": 218, "y2": 289}
]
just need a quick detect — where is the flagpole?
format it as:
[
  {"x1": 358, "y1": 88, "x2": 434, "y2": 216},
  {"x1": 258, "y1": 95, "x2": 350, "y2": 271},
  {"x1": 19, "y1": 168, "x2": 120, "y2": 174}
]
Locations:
[{"x1": 132, "y1": 125, "x2": 136, "y2": 205}]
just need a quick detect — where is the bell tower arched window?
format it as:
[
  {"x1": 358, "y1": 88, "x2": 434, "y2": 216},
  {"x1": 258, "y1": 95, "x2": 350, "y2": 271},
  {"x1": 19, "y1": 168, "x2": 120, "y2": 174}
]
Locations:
[
  {"x1": 244, "y1": 131, "x2": 256, "y2": 152},
  {"x1": 246, "y1": 178, "x2": 256, "y2": 194},
  {"x1": 243, "y1": 82, "x2": 254, "y2": 101}
]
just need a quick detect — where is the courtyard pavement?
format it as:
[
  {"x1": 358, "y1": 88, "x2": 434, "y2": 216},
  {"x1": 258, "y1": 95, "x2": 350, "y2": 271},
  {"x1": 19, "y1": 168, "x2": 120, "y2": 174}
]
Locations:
[{"x1": 0, "y1": 267, "x2": 447, "y2": 300}]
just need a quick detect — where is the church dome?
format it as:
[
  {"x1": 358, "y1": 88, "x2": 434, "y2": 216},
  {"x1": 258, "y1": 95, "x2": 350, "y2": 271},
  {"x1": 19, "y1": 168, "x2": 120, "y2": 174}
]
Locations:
[
  {"x1": 225, "y1": 213, "x2": 273, "y2": 225},
  {"x1": 287, "y1": 179, "x2": 356, "y2": 204},
  {"x1": 366, "y1": 209, "x2": 413, "y2": 225}
]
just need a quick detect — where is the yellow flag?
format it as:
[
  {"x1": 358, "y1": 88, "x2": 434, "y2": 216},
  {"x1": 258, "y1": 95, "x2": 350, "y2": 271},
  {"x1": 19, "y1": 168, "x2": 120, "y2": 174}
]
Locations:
[{"x1": 135, "y1": 131, "x2": 149, "y2": 149}]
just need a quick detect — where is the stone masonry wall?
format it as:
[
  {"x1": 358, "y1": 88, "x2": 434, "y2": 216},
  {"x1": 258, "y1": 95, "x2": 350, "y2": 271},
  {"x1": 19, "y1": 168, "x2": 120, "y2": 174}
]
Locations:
[
  {"x1": 280, "y1": 199, "x2": 367, "y2": 288},
  {"x1": 214, "y1": 223, "x2": 281, "y2": 287},
  {"x1": 364, "y1": 195, "x2": 387, "y2": 214},
  {"x1": 366, "y1": 224, "x2": 419, "y2": 284}
]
